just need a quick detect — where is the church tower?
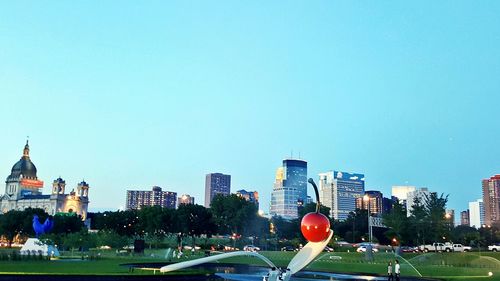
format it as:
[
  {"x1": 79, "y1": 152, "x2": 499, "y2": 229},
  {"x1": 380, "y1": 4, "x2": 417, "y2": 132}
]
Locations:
[
  {"x1": 4, "y1": 140, "x2": 43, "y2": 199},
  {"x1": 76, "y1": 181, "x2": 89, "y2": 197},
  {"x1": 52, "y1": 177, "x2": 66, "y2": 195}
]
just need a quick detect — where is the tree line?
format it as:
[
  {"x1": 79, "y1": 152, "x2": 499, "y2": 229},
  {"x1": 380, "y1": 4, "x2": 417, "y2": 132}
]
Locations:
[{"x1": 0, "y1": 192, "x2": 498, "y2": 251}]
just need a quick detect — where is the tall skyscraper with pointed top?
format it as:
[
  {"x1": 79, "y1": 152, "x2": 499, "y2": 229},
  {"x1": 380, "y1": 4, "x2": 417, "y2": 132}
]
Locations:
[{"x1": 270, "y1": 159, "x2": 307, "y2": 219}]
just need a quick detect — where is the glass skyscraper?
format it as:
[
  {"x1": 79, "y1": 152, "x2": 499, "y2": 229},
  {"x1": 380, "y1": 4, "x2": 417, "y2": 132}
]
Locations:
[
  {"x1": 319, "y1": 171, "x2": 365, "y2": 221},
  {"x1": 270, "y1": 159, "x2": 307, "y2": 219}
]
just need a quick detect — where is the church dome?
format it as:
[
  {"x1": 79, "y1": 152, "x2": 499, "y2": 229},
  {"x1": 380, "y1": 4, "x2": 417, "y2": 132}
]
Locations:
[{"x1": 9, "y1": 141, "x2": 37, "y2": 179}]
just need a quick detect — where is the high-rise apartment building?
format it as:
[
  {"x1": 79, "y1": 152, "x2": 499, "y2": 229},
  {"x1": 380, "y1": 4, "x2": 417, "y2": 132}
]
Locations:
[
  {"x1": 319, "y1": 171, "x2": 365, "y2": 221},
  {"x1": 469, "y1": 199, "x2": 485, "y2": 228},
  {"x1": 204, "y1": 173, "x2": 231, "y2": 208},
  {"x1": 482, "y1": 174, "x2": 500, "y2": 225},
  {"x1": 391, "y1": 185, "x2": 416, "y2": 207},
  {"x1": 236, "y1": 189, "x2": 259, "y2": 209},
  {"x1": 177, "y1": 194, "x2": 195, "y2": 207},
  {"x1": 126, "y1": 186, "x2": 177, "y2": 210},
  {"x1": 460, "y1": 210, "x2": 470, "y2": 226},
  {"x1": 270, "y1": 159, "x2": 307, "y2": 219},
  {"x1": 355, "y1": 190, "x2": 383, "y2": 216},
  {"x1": 406, "y1": 188, "x2": 430, "y2": 217}
]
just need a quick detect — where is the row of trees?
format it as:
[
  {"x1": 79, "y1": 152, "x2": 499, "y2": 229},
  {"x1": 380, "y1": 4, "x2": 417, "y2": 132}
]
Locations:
[
  {"x1": 89, "y1": 194, "x2": 267, "y2": 246},
  {"x1": 383, "y1": 193, "x2": 451, "y2": 245},
  {"x1": 1, "y1": 192, "x2": 498, "y2": 250},
  {"x1": 0, "y1": 208, "x2": 84, "y2": 247},
  {"x1": 382, "y1": 192, "x2": 500, "y2": 246}
]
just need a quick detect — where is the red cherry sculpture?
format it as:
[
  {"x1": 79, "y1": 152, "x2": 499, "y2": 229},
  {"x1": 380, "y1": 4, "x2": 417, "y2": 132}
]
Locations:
[
  {"x1": 300, "y1": 178, "x2": 332, "y2": 242},
  {"x1": 301, "y1": 212, "x2": 330, "y2": 242}
]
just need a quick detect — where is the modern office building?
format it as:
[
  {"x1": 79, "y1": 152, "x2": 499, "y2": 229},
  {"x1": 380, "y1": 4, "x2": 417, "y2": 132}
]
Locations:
[
  {"x1": 445, "y1": 209, "x2": 455, "y2": 227},
  {"x1": 236, "y1": 189, "x2": 259, "y2": 209},
  {"x1": 406, "y1": 188, "x2": 430, "y2": 217},
  {"x1": 204, "y1": 173, "x2": 231, "y2": 208},
  {"x1": 391, "y1": 185, "x2": 416, "y2": 207},
  {"x1": 355, "y1": 190, "x2": 383, "y2": 216},
  {"x1": 460, "y1": 210, "x2": 470, "y2": 226},
  {"x1": 382, "y1": 196, "x2": 398, "y2": 214},
  {"x1": 126, "y1": 186, "x2": 177, "y2": 210},
  {"x1": 0, "y1": 141, "x2": 90, "y2": 220},
  {"x1": 319, "y1": 171, "x2": 365, "y2": 221},
  {"x1": 469, "y1": 199, "x2": 485, "y2": 228},
  {"x1": 482, "y1": 174, "x2": 500, "y2": 225},
  {"x1": 270, "y1": 159, "x2": 307, "y2": 219},
  {"x1": 177, "y1": 194, "x2": 195, "y2": 207}
]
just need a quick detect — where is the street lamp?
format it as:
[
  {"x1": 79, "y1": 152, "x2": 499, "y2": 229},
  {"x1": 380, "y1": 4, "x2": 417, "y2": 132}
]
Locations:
[{"x1": 363, "y1": 195, "x2": 371, "y2": 243}]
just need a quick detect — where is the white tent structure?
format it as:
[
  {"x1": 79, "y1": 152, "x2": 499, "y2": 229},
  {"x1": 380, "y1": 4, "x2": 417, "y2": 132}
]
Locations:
[{"x1": 20, "y1": 238, "x2": 60, "y2": 257}]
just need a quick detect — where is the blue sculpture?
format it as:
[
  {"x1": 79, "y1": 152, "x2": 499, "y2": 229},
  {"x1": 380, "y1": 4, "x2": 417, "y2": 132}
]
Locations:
[{"x1": 32, "y1": 215, "x2": 54, "y2": 237}]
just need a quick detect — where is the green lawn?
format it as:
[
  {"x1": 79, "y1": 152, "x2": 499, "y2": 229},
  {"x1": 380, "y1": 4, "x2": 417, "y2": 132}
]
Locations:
[{"x1": 0, "y1": 248, "x2": 498, "y2": 281}]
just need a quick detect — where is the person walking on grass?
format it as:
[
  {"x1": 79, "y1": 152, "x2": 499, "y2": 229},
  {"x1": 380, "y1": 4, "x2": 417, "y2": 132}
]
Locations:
[
  {"x1": 387, "y1": 261, "x2": 394, "y2": 281},
  {"x1": 395, "y1": 259, "x2": 401, "y2": 281}
]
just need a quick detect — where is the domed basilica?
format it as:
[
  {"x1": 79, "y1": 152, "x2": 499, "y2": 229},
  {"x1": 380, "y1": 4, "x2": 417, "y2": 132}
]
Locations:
[{"x1": 0, "y1": 141, "x2": 90, "y2": 220}]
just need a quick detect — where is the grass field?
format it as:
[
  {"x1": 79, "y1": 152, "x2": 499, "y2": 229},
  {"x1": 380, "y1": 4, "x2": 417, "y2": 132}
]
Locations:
[{"x1": 0, "y1": 248, "x2": 499, "y2": 281}]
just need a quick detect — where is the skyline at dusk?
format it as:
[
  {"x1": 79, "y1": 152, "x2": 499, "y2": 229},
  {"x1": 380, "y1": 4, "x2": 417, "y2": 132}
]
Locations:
[{"x1": 1, "y1": 1, "x2": 500, "y2": 216}]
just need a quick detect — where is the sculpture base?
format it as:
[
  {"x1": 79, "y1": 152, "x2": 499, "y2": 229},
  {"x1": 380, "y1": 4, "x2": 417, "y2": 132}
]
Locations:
[{"x1": 20, "y1": 238, "x2": 60, "y2": 257}]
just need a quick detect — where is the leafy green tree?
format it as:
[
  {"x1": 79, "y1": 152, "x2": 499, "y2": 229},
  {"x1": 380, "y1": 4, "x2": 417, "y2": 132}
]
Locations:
[
  {"x1": 137, "y1": 206, "x2": 175, "y2": 247},
  {"x1": 52, "y1": 213, "x2": 85, "y2": 234},
  {"x1": 270, "y1": 215, "x2": 296, "y2": 240},
  {"x1": 334, "y1": 209, "x2": 369, "y2": 243},
  {"x1": 91, "y1": 210, "x2": 139, "y2": 236},
  {"x1": 408, "y1": 196, "x2": 427, "y2": 245},
  {"x1": 20, "y1": 208, "x2": 50, "y2": 237},
  {"x1": 62, "y1": 230, "x2": 96, "y2": 254},
  {"x1": 210, "y1": 194, "x2": 258, "y2": 235},
  {"x1": 383, "y1": 201, "x2": 408, "y2": 244},
  {"x1": 298, "y1": 203, "x2": 331, "y2": 219},
  {"x1": 96, "y1": 230, "x2": 130, "y2": 249},
  {"x1": 451, "y1": 225, "x2": 480, "y2": 246},
  {"x1": 425, "y1": 192, "x2": 449, "y2": 242},
  {"x1": 0, "y1": 208, "x2": 50, "y2": 246},
  {"x1": 0, "y1": 210, "x2": 25, "y2": 246},
  {"x1": 177, "y1": 204, "x2": 216, "y2": 246}
]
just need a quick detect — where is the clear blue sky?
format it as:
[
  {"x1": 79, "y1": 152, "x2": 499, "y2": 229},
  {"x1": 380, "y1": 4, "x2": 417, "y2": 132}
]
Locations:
[{"x1": 1, "y1": 1, "x2": 499, "y2": 217}]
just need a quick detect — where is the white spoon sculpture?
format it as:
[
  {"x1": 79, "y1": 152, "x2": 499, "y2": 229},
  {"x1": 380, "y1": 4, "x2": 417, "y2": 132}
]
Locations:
[{"x1": 160, "y1": 178, "x2": 333, "y2": 281}]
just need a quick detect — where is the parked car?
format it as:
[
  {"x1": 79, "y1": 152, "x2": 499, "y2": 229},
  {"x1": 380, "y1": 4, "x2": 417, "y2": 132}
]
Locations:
[
  {"x1": 463, "y1": 246, "x2": 472, "y2": 252},
  {"x1": 451, "y1": 244, "x2": 465, "y2": 252},
  {"x1": 418, "y1": 242, "x2": 452, "y2": 252},
  {"x1": 399, "y1": 246, "x2": 417, "y2": 253},
  {"x1": 353, "y1": 242, "x2": 378, "y2": 248},
  {"x1": 281, "y1": 246, "x2": 297, "y2": 251},
  {"x1": 335, "y1": 241, "x2": 351, "y2": 247},
  {"x1": 356, "y1": 245, "x2": 379, "y2": 253},
  {"x1": 243, "y1": 245, "x2": 260, "y2": 252},
  {"x1": 324, "y1": 246, "x2": 334, "y2": 252},
  {"x1": 488, "y1": 243, "x2": 500, "y2": 252}
]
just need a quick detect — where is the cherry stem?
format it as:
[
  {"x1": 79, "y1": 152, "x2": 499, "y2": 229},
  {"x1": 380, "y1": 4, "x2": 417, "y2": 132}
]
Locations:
[{"x1": 308, "y1": 178, "x2": 320, "y2": 213}]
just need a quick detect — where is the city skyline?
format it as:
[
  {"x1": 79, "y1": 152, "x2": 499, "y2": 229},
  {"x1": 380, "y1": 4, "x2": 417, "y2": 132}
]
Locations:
[
  {"x1": 1, "y1": 2, "x2": 499, "y2": 215},
  {"x1": 0, "y1": 140, "x2": 497, "y2": 220}
]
